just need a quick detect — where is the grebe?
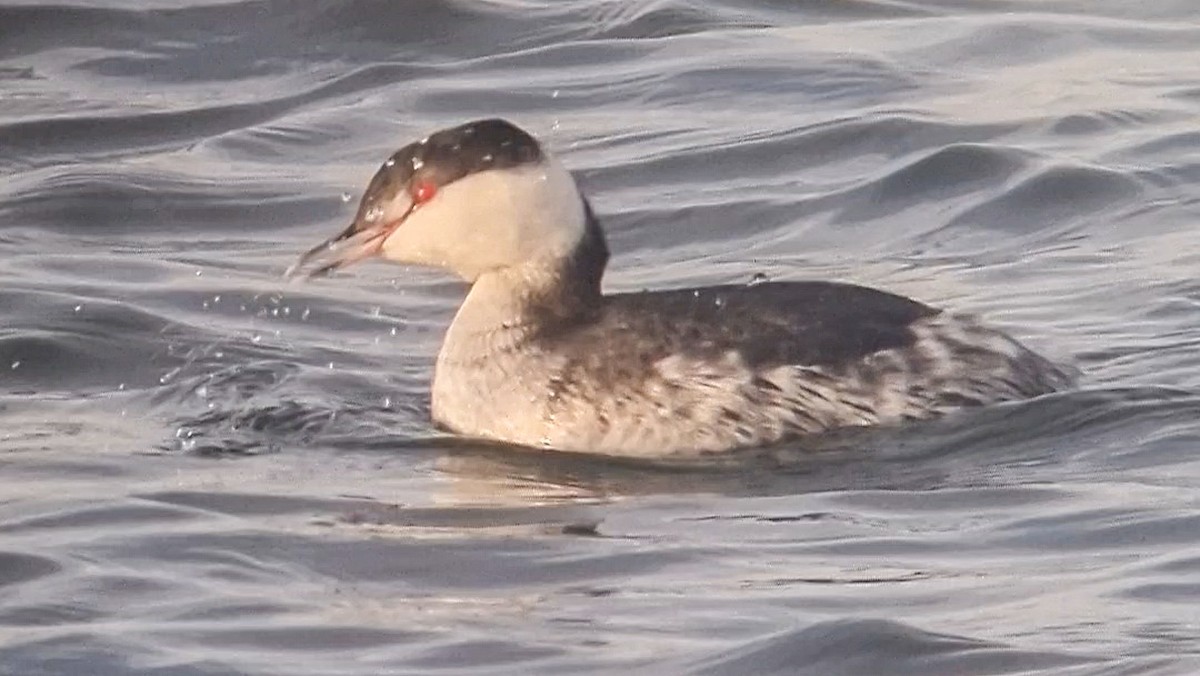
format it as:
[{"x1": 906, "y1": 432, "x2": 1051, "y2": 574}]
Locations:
[{"x1": 288, "y1": 119, "x2": 1073, "y2": 457}]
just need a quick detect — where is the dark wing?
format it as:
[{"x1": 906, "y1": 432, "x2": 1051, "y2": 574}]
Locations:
[{"x1": 538, "y1": 281, "x2": 939, "y2": 371}]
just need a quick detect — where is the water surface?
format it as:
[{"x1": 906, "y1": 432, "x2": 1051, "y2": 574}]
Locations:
[{"x1": 2, "y1": 1, "x2": 1200, "y2": 674}]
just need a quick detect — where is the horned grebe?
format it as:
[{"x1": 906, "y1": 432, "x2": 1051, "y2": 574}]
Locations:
[{"x1": 288, "y1": 119, "x2": 1073, "y2": 457}]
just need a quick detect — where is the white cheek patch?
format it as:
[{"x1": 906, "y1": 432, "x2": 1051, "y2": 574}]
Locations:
[{"x1": 379, "y1": 158, "x2": 586, "y2": 278}]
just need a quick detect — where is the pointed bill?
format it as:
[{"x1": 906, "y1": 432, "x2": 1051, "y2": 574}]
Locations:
[{"x1": 284, "y1": 204, "x2": 415, "y2": 280}]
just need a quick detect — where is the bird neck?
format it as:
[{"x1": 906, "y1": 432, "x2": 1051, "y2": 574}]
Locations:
[{"x1": 441, "y1": 202, "x2": 609, "y2": 359}]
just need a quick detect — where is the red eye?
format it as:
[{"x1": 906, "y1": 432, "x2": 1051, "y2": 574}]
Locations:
[{"x1": 411, "y1": 181, "x2": 437, "y2": 204}]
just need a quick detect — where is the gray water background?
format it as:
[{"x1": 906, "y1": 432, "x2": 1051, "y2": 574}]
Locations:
[{"x1": 2, "y1": 1, "x2": 1200, "y2": 674}]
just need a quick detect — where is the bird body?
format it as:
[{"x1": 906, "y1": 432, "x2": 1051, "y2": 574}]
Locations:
[{"x1": 289, "y1": 119, "x2": 1073, "y2": 457}]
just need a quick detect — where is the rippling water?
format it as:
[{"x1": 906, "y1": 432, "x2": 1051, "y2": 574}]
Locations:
[{"x1": 3, "y1": 1, "x2": 1200, "y2": 674}]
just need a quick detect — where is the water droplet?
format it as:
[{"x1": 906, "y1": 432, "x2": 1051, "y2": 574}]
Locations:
[
  {"x1": 282, "y1": 306, "x2": 291, "y2": 317},
  {"x1": 117, "y1": 383, "x2": 126, "y2": 391},
  {"x1": 382, "y1": 396, "x2": 392, "y2": 409},
  {"x1": 74, "y1": 304, "x2": 82, "y2": 312},
  {"x1": 194, "y1": 269, "x2": 203, "y2": 277},
  {"x1": 384, "y1": 158, "x2": 396, "y2": 168},
  {"x1": 748, "y1": 272, "x2": 770, "y2": 286},
  {"x1": 551, "y1": 119, "x2": 561, "y2": 132},
  {"x1": 159, "y1": 366, "x2": 181, "y2": 384},
  {"x1": 482, "y1": 153, "x2": 493, "y2": 163},
  {"x1": 251, "y1": 333, "x2": 262, "y2": 343},
  {"x1": 714, "y1": 296, "x2": 726, "y2": 308},
  {"x1": 301, "y1": 307, "x2": 311, "y2": 321},
  {"x1": 390, "y1": 326, "x2": 398, "y2": 336},
  {"x1": 370, "y1": 306, "x2": 381, "y2": 318},
  {"x1": 418, "y1": 136, "x2": 429, "y2": 146},
  {"x1": 327, "y1": 361, "x2": 335, "y2": 370},
  {"x1": 365, "y1": 206, "x2": 384, "y2": 223},
  {"x1": 213, "y1": 294, "x2": 221, "y2": 304},
  {"x1": 340, "y1": 192, "x2": 353, "y2": 203},
  {"x1": 411, "y1": 157, "x2": 425, "y2": 170},
  {"x1": 551, "y1": 89, "x2": 560, "y2": 99},
  {"x1": 10, "y1": 360, "x2": 20, "y2": 370}
]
